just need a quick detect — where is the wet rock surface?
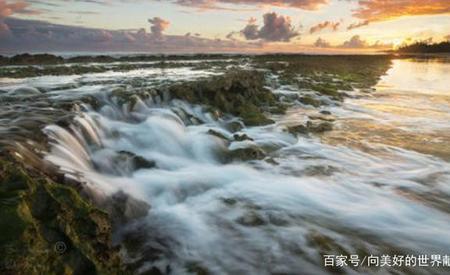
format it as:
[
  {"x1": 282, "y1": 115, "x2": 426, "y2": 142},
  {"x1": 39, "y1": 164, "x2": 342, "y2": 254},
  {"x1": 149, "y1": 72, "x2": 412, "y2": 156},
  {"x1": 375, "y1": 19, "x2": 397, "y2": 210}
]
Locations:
[
  {"x1": 166, "y1": 70, "x2": 280, "y2": 126},
  {"x1": 0, "y1": 154, "x2": 127, "y2": 274}
]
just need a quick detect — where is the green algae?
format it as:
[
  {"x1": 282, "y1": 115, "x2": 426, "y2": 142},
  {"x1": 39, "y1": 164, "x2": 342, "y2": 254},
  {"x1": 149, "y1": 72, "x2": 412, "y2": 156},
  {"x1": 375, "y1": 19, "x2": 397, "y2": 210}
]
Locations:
[
  {"x1": 0, "y1": 156, "x2": 128, "y2": 275},
  {"x1": 167, "y1": 70, "x2": 278, "y2": 126}
]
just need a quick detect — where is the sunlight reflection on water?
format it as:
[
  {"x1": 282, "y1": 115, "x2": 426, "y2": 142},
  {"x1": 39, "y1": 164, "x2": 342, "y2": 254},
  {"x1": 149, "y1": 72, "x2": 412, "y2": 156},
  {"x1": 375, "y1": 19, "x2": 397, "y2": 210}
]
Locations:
[{"x1": 325, "y1": 58, "x2": 450, "y2": 160}]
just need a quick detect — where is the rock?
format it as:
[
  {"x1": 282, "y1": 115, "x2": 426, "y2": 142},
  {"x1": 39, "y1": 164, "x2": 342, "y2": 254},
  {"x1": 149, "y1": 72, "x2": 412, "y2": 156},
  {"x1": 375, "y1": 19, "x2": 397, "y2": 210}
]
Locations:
[
  {"x1": 308, "y1": 115, "x2": 335, "y2": 122},
  {"x1": 236, "y1": 211, "x2": 266, "y2": 227},
  {"x1": 312, "y1": 83, "x2": 343, "y2": 100},
  {"x1": 207, "y1": 129, "x2": 231, "y2": 141},
  {"x1": 307, "y1": 121, "x2": 333, "y2": 133},
  {"x1": 186, "y1": 262, "x2": 210, "y2": 275},
  {"x1": 94, "y1": 151, "x2": 155, "y2": 176},
  {"x1": 167, "y1": 70, "x2": 279, "y2": 126},
  {"x1": 102, "y1": 191, "x2": 151, "y2": 226},
  {"x1": 67, "y1": 55, "x2": 116, "y2": 64},
  {"x1": 233, "y1": 133, "x2": 253, "y2": 141},
  {"x1": 0, "y1": 55, "x2": 7, "y2": 65},
  {"x1": 9, "y1": 53, "x2": 64, "y2": 65},
  {"x1": 288, "y1": 121, "x2": 333, "y2": 135},
  {"x1": 288, "y1": 124, "x2": 309, "y2": 135},
  {"x1": 0, "y1": 156, "x2": 125, "y2": 274},
  {"x1": 55, "y1": 115, "x2": 75, "y2": 128},
  {"x1": 264, "y1": 157, "x2": 279, "y2": 165},
  {"x1": 229, "y1": 146, "x2": 266, "y2": 161},
  {"x1": 224, "y1": 120, "x2": 244, "y2": 133},
  {"x1": 303, "y1": 165, "x2": 338, "y2": 176},
  {"x1": 117, "y1": 151, "x2": 156, "y2": 170},
  {"x1": 320, "y1": 110, "x2": 332, "y2": 115},
  {"x1": 221, "y1": 197, "x2": 238, "y2": 206},
  {"x1": 299, "y1": 95, "x2": 321, "y2": 107}
]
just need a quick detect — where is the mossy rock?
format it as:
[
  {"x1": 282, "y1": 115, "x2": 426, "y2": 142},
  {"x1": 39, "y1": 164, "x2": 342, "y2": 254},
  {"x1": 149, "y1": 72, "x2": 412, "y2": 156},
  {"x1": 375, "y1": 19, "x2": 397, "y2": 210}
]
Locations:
[
  {"x1": 299, "y1": 95, "x2": 321, "y2": 107},
  {"x1": 0, "y1": 156, "x2": 128, "y2": 274},
  {"x1": 307, "y1": 121, "x2": 333, "y2": 133},
  {"x1": 311, "y1": 84, "x2": 342, "y2": 100},
  {"x1": 288, "y1": 125, "x2": 309, "y2": 135},
  {"x1": 229, "y1": 146, "x2": 266, "y2": 161},
  {"x1": 167, "y1": 70, "x2": 279, "y2": 126},
  {"x1": 288, "y1": 121, "x2": 333, "y2": 136}
]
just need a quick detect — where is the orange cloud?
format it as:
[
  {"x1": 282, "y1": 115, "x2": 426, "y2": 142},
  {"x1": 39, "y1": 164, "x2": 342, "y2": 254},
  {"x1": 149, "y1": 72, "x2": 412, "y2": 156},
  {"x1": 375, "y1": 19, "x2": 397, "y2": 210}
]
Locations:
[
  {"x1": 353, "y1": 0, "x2": 450, "y2": 22},
  {"x1": 0, "y1": 0, "x2": 36, "y2": 35},
  {"x1": 347, "y1": 20, "x2": 369, "y2": 30},
  {"x1": 309, "y1": 20, "x2": 340, "y2": 34},
  {"x1": 148, "y1": 17, "x2": 170, "y2": 37},
  {"x1": 171, "y1": 0, "x2": 329, "y2": 10},
  {"x1": 0, "y1": 0, "x2": 29, "y2": 17},
  {"x1": 313, "y1": 37, "x2": 330, "y2": 47}
]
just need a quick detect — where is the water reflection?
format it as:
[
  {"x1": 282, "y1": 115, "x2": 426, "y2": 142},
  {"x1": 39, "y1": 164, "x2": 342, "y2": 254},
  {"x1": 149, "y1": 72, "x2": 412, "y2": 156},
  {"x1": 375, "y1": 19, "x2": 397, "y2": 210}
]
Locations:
[{"x1": 324, "y1": 58, "x2": 450, "y2": 160}]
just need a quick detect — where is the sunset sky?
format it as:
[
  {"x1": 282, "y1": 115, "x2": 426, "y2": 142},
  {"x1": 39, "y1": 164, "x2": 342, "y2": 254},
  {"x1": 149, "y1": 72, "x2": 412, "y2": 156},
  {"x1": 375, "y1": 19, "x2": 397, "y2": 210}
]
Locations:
[{"x1": 0, "y1": 0, "x2": 449, "y2": 53}]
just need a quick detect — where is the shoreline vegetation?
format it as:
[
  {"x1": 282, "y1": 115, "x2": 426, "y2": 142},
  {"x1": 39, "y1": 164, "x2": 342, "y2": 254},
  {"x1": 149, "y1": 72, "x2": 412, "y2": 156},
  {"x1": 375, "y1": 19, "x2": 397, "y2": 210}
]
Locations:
[
  {"x1": 392, "y1": 41, "x2": 450, "y2": 54},
  {"x1": 0, "y1": 53, "x2": 397, "y2": 274}
]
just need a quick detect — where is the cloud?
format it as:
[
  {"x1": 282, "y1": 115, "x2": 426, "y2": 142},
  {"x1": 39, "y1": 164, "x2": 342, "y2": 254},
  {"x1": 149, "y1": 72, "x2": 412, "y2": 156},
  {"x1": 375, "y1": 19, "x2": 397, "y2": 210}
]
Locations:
[
  {"x1": 166, "y1": 0, "x2": 329, "y2": 10},
  {"x1": 309, "y1": 35, "x2": 392, "y2": 49},
  {"x1": 353, "y1": 0, "x2": 450, "y2": 22},
  {"x1": 239, "y1": 12, "x2": 299, "y2": 42},
  {"x1": 148, "y1": 17, "x2": 170, "y2": 37},
  {"x1": 313, "y1": 37, "x2": 330, "y2": 47},
  {"x1": 240, "y1": 17, "x2": 259, "y2": 39},
  {"x1": 0, "y1": 17, "x2": 261, "y2": 53},
  {"x1": 340, "y1": 34, "x2": 366, "y2": 48},
  {"x1": 347, "y1": 20, "x2": 369, "y2": 30},
  {"x1": 445, "y1": 34, "x2": 450, "y2": 41},
  {"x1": 339, "y1": 34, "x2": 392, "y2": 49},
  {"x1": 0, "y1": 0, "x2": 38, "y2": 36},
  {"x1": 309, "y1": 20, "x2": 339, "y2": 34},
  {"x1": 0, "y1": 0, "x2": 28, "y2": 17}
]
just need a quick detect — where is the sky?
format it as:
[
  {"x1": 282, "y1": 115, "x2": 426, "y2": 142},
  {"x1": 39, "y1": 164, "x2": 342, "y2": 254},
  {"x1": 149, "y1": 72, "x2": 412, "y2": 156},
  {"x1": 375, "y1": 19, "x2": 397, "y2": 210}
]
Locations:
[{"x1": 0, "y1": 0, "x2": 449, "y2": 53}]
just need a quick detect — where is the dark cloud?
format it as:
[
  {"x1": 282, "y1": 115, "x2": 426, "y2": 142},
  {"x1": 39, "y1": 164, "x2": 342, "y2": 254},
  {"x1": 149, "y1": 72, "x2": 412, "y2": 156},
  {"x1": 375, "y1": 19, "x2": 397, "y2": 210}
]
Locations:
[
  {"x1": 309, "y1": 20, "x2": 339, "y2": 34},
  {"x1": 167, "y1": 0, "x2": 329, "y2": 10},
  {"x1": 339, "y1": 34, "x2": 392, "y2": 49},
  {"x1": 240, "y1": 17, "x2": 259, "y2": 40},
  {"x1": 0, "y1": 17, "x2": 261, "y2": 53},
  {"x1": 313, "y1": 37, "x2": 330, "y2": 47},
  {"x1": 347, "y1": 20, "x2": 369, "y2": 30},
  {"x1": 148, "y1": 17, "x2": 170, "y2": 37},
  {"x1": 239, "y1": 12, "x2": 299, "y2": 42}
]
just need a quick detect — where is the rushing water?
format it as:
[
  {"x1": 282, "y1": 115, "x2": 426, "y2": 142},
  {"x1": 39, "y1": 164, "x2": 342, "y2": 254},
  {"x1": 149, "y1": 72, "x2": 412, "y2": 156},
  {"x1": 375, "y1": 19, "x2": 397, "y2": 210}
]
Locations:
[{"x1": 4, "y1": 58, "x2": 449, "y2": 274}]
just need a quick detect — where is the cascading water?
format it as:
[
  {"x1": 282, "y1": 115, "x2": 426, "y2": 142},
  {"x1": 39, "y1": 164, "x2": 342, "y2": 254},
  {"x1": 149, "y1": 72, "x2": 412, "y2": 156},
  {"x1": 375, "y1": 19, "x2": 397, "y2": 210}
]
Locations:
[{"x1": 41, "y1": 60, "x2": 450, "y2": 274}]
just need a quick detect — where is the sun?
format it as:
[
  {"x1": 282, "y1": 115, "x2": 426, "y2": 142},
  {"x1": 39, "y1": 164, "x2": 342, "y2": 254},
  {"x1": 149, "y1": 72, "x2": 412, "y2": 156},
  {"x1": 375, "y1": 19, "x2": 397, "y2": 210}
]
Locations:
[{"x1": 392, "y1": 39, "x2": 404, "y2": 49}]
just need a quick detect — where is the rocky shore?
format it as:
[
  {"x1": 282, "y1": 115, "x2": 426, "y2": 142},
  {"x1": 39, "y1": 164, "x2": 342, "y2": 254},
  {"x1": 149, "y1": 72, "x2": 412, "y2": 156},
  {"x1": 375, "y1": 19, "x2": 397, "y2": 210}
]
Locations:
[{"x1": 0, "y1": 54, "x2": 391, "y2": 274}]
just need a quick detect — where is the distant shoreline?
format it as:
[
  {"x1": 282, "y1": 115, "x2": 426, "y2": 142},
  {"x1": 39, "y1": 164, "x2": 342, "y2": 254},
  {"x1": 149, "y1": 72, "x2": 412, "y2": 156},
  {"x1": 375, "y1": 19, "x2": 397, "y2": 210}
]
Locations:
[
  {"x1": 386, "y1": 52, "x2": 450, "y2": 58},
  {"x1": 0, "y1": 52, "x2": 449, "y2": 67}
]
